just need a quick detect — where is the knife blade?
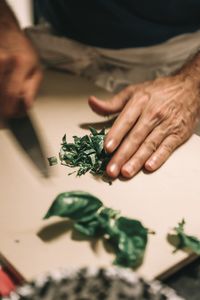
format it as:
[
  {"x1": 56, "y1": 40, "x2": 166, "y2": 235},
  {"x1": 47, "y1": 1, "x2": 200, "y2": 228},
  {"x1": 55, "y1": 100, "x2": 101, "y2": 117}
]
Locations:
[{"x1": 7, "y1": 114, "x2": 49, "y2": 178}]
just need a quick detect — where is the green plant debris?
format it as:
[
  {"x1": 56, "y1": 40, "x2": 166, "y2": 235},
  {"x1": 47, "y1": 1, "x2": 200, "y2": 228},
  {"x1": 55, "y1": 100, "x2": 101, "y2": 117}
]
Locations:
[
  {"x1": 48, "y1": 128, "x2": 112, "y2": 181},
  {"x1": 44, "y1": 191, "x2": 149, "y2": 268},
  {"x1": 47, "y1": 156, "x2": 58, "y2": 166},
  {"x1": 168, "y1": 219, "x2": 200, "y2": 255}
]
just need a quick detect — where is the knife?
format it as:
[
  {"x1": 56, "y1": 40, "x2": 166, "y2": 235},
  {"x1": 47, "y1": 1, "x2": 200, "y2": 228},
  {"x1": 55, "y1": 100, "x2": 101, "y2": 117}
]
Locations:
[{"x1": 7, "y1": 113, "x2": 49, "y2": 178}]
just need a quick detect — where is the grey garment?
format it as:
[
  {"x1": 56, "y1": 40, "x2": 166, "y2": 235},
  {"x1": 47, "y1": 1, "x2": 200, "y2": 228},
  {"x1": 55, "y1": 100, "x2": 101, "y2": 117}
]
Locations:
[
  {"x1": 3, "y1": 267, "x2": 184, "y2": 300},
  {"x1": 26, "y1": 24, "x2": 200, "y2": 93}
]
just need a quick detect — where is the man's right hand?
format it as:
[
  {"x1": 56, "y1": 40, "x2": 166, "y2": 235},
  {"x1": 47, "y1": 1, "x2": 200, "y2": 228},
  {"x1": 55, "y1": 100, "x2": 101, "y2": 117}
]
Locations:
[{"x1": 0, "y1": 28, "x2": 42, "y2": 118}]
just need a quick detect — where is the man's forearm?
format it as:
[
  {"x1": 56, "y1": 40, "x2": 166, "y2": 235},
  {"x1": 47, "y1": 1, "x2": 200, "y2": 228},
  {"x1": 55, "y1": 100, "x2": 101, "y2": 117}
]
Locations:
[{"x1": 0, "y1": 0, "x2": 21, "y2": 32}]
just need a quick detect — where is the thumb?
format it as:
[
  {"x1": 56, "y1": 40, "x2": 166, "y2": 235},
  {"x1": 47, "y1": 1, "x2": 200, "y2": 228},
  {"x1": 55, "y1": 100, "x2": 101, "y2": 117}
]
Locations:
[{"x1": 88, "y1": 86, "x2": 134, "y2": 116}]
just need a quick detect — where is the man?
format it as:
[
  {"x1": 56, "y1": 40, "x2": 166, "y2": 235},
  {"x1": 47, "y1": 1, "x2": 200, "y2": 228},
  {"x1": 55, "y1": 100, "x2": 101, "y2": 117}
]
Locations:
[{"x1": 1, "y1": 0, "x2": 200, "y2": 179}]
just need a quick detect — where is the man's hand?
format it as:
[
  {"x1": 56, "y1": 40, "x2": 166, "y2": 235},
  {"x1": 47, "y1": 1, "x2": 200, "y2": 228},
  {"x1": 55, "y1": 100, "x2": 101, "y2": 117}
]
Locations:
[
  {"x1": 0, "y1": 32, "x2": 42, "y2": 118},
  {"x1": 89, "y1": 73, "x2": 200, "y2": 178},
  {"x1": 0, "y1": 0, "x2": 42, "y2": 118}
]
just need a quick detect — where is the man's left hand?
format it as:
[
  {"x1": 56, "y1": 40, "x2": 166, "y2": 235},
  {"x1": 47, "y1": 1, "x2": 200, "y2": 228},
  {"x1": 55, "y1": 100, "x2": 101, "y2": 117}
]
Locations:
[{"x1": 89, "y1": 74, "x2": 200, "y2": 178}]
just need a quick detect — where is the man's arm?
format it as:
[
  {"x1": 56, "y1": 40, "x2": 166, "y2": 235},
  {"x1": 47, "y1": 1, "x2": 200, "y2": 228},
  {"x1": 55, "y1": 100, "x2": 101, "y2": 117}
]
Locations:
[
  {"x1": 0, "y1": 0, "x2": 42, "y2": 118},
  {"x1": 89, "y1": 51, "x2": 200, "y2": 178}
]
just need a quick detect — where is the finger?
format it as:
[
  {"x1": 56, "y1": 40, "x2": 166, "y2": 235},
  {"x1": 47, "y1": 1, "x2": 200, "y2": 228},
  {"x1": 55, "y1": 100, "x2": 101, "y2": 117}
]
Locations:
[
  {"x1": 106, "y1": 120, "x2": 168, "y2": 178},
  {"x1": 145, "y1": 134, "x2": 183, "y2": 172},
  {"x1": 88, "y1": 86, "x2": 135, "y2": 116},
  {"x1": 120, "y1": 125, "x2": 168, "y2": 178},
  {"x1": 104, "y1": 92, "x2": 150, "y2": 153},
  {"x1": 0, "y1": 52, "x2": 9, "y2": 81},
  {"x1": 22, "y1": 69, "x2": 43, "y2": 109},
  {"x1": 0, "y1": 56, "x2": 36, "y2": 117},
  {"x1": 0, "y1": 53, "x2": 10, "y2": 116}
]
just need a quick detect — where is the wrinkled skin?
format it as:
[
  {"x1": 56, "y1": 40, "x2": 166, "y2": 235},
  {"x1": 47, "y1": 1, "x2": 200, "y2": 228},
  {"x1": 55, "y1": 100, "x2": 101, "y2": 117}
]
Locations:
[
  {"x1": 0, "y1": 29, "x2": 42, "y2": 118},
  {"x1": 89, "y1": 73, "x2": 200, "y2": 178}
]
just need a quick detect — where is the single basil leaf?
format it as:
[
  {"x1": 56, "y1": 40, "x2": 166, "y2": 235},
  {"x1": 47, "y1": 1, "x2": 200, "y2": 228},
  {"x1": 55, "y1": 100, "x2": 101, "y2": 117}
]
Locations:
[
  {"x1": 168, "y1": 220, "x2": 200, "y2": 255},
  {"x1": 89, "y1": 127, "x2": 98, "y2": 136},
  {"x1": 91, "y1": 135, "x2": 104, "y2": 155},
  {"x1": 114, "y1": 233, "x2": 147, "y2": 268},
  {"x1": 47, "y1": 156, "x2": 58, "y2": 166},
  {"x1": 62, "y1": 134, "x2": 67, "y2": 144},
  {"x1": 99, "y1": 128, "x2": 106, "y2": 135},
  {"x1": 44, "y1": 191, "x2": 103, "y2": 220},
  {"x1": 84, "y1": 149, "x2": 96, "y2": 155},
  {"x1": 107, "y1": 217, "x2": 148, "y2": 268},
  {"x1": 89, "y1": 153, "x2": 96, "y2": 166}
]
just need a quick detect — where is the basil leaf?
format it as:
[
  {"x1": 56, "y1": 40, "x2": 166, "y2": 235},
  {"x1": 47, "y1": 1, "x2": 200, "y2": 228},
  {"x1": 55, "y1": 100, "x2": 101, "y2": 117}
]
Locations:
[
  {"x1": 89, "y1": 127, "x2": 98, "y2": 136},
  {"x1": 168, "y1": 220, "x2": 200, "y2": 255},
  {"x1": 44, "y1": 191, "x2": 103, "y2": 220},
  {"x1": 107, "y1": 217, "x2": 148, "y2": 268}
]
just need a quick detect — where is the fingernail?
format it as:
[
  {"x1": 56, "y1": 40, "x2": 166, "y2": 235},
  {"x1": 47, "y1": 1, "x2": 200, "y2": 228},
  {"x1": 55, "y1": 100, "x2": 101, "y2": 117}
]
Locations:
[
  {"x1": 105, "y1": 139, "x2": 115, "y2": 152},
  {"x1": 146, "y1": 157, "x2": 156, "y2": 169},
  {"x1": 108, "y1": 163, "x2": 118, "y2": 176},
  {"x1": 123, "y1": 164, "x2": 135, "y2": 177}
]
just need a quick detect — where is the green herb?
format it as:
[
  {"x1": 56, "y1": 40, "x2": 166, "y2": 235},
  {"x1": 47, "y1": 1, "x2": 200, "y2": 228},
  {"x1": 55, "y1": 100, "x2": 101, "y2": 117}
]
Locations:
[
  {"x1": 44, "y1": 191, "x2": 149, "y2": 268},
  {"x1": 44, "y1": 191, "x2": 103, "y2": 221},
  {"x1": 48, "y1": 128, "x2": 111, "y2": 180},
  {"x1": 47, "y1": 156, "x2": 58, "y2": 166},
  {"x1": 168, "y1": 219, "x2": 200, "y2": 255}
]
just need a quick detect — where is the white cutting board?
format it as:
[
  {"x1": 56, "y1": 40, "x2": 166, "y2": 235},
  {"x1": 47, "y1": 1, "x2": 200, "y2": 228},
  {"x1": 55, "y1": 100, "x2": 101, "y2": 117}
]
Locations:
[{"x1": 0, "y1": 70, "x2": 200, "y2": 282}]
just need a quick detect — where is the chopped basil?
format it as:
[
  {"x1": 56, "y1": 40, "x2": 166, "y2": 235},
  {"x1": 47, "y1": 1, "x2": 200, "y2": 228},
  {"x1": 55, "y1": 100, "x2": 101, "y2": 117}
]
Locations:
[
  {"x1": 59, "y1": 128, "x2": 111, "y2": 180},
  {"x1": 47, "y1": 156, "x2": 58, "y2": 166}
]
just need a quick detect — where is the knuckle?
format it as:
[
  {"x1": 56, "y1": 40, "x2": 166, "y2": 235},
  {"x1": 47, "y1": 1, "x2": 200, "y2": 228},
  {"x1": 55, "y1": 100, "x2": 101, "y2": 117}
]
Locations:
[
  {"x1": 131, "y1": 129, "x2": 143, "y2": 142},
  {"x1": 169, "y1": 117, "x2": 188, "y2": 138},
  {"x1": 147, "y1": 100, "x2": 179, "y2": 124},
  {"x1": 124, "y1": 84, "x2": 138, "y2": 94},
  {"x1": 135, "y1": 91, "x2": 150, "y2": 105},
  {"x1": 125, "y1": 85, "x2": 134, "y2": 93},
  {"x1": 125, "y1": 113, "x2": 135, "y2": 128},
  {"x1": 143, "y1": 139, "x2": 158, "y2": 152},
  {"x1": 0, "y1": 52, "x2": 9, "y2": 65},
  {"x1": 13, "y1": 54, "x2": 28, "y2": 66},
  {"x1": 171, "y1": 133, "x2": 185, "y2": 145},
  {"x1": 12, "y1": 53, "x2": 36, "y2": 68},
  {"x1": 162, "y1": 142, "x2": 174, "y2": 154},
  {"x1": 148, "y1": 107, "x2": 166, "y2": 122},
  {"x1": 137, "y1": 119, "x2": 150, "y2": 133}
]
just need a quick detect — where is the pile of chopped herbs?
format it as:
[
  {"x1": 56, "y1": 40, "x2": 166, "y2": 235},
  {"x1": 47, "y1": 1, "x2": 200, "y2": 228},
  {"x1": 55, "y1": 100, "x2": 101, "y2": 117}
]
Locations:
[
  {"x1": 44, "y1": 191, "x2": 149, "y2": 268},
  {"x1": 168, "y1": 219, "x2": 200, "y2": 255},
  {"x1": 48, "y1": 127, "x2": 111, "y2": 179}
]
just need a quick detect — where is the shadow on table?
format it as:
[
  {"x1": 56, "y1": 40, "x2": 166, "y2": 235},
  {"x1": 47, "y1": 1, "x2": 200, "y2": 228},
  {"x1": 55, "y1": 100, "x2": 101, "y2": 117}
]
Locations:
[
  {"x1": 37, "y1": 219, "x2": 100, "y2": 253},
  {"x1": 79, "y1": 116, "x2": 117, "y2": 131}
]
